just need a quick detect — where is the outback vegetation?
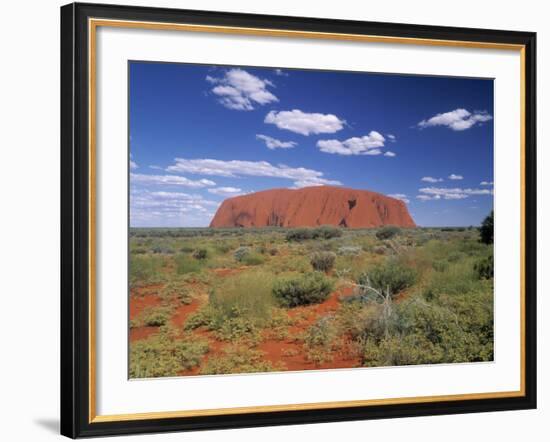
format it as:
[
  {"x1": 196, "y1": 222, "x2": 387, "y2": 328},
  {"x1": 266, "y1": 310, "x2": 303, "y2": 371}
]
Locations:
[{"x1": 129, "y1": 219, "x2": 494, "y2": 378}]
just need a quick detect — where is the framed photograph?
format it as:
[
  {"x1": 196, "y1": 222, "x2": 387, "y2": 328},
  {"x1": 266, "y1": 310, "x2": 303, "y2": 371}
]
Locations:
[{"x1": 60, "y1": 2, "x2": 536, "y2": 438}]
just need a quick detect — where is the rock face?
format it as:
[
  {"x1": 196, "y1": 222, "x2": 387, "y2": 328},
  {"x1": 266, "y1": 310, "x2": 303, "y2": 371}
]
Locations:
[{"x1": 209, "y1": 186, "x2": 416, "y2": 228}]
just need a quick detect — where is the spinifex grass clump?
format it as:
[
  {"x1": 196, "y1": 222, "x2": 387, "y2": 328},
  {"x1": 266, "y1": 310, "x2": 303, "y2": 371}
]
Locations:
[
  {"x1": 160, "y1": 279, "x2": 193, "y2": 304},
  {"x1": 375, "y1": 225, "x2": 401, "y2": 240},
  {"x1": 273, "y1": 272, "x2": 334, "y2": 307},
  {"x1": 474, "y1": 253, "x2": 494, "y2": 280},
  {"x1": 130, "y1": 326, "x2": 209, "y2": 378},
  {"x1": 192, "y1": 248, "x2": 209, "y2": 260},
  {"x1": 175, "y1": 254, "x2": 203, "y2": 275},
  {"x1": 134, "y1": 305, "x2": 174, "y2": 327},
  {"x1": 357, "y1": 259, "x2": 417, "y2": 297},
  {"x1": 185, "y1": 271, "x2": 275, "y2": 341},
  {"x1": 129, "y1": 254, "x2": 166, "y2": 288},
  {"x1": 200, "y1": 345, "x2": 282, "y2": 375},
  {"x1": 302, "y1": 316, "x2": 339, "y2": 364},
  {"x1": 310, "y1": 251, "x2": 336, "y2": 273}
]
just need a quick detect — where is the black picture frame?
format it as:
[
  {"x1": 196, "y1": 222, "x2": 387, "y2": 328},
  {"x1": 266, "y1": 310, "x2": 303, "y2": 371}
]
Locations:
[{"x1": 61, "y1": 2, "x2": 537, "y2": 438}]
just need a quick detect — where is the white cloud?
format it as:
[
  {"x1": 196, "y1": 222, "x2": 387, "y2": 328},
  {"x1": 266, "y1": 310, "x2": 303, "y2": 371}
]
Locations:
[
  {"x1": 317, "y1": 132, "x2": 386, "y2": 156},
  {"x1": 384, "y1": 151, "x2": 396, "y2": 157},
  {"x1": 265, "y1": 109, "x2": 345, "y2": 136},
  {"x1": 387, "y1": 134, "x2": 396, "y2": 142},
  {"x1": 418, "y1": 108, "x2": 493, "y2": 131},
  {"x1": 130, "y1": 173, "x2": 216, "y2": 188},
  {"x1": 421, "y1": 176, "x2": 443, "y2": 183},
  {"x1": 207, "y1": 187, "x2": 246, "y2": 196},
  {"x1": 417, "y1": 194, "x2": 441, "y2": 201},
  {"x1": 448, "y1": 174, "x2": 464, "y2": 180},
  {"x1": 417, "y1": 186, "x2": 493, "y2": 201},
  {"x1": 480, "y1": 181, "x2": 494, "y2": 186},
  {"x1": 274, "y1": 68, "x2": 288, "y2": 76},
  {"x1": 166, "y1": 158, "x2": 341, "y2": 188},
  {"x1": 129, "y1": 153, "x2": 138, "y2": 169},
  {"x1": 130, "y1": 189, "x2": 220, "y2": 227},
  {"x1": 256, "y1": 134, "x2": 297, "y2": 149},
  {"x1": 389, "y1": 193, "x2": 410, "y2": 204},
  {"x1": 207, "y1": 68, "x2": 278, "y2": 110}
]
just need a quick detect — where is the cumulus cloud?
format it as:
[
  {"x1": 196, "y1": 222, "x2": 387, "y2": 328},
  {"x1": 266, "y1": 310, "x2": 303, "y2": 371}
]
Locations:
[
  {"x1": 265, "y1": 109, "x2": 345, "y2": 136},
  {"x1": 130, "y1": 173, "x2": 216, "y2": 188},
  {"x1": 274, "y1": 68, "x2": 288, "y2": 76},
  {"x1": 317, "y1": 132, "x2": 387, "y2": 156},
  {"x1": 166, "y1": 158, "x2": 341, "y2": 188},
  {"x1": 421, "y1": 176, "x2": 443, "y2": 183},
  {"x1": 384, "y1": 151, "x2": 396, "y2": 157},
  {"x1": 387, "y1": 134, "x2": 396, "y2": 142},
  {"x1": 448, "y1": 174, "x2": 463, "y2": 180},
  {"x1": 480, "y1": 181, "x2": 494, "y2": 186},
  {"x1": 417, "y1": 186, "x2": 493, "y2": 201},
  {"x1": 207, "y1": 187, "x2": 246, "y2": 196},
  {"x1": 418, "y1": 108, "x2": 492, "y2": 131},
  {"x1": 389, "y1": 193, "x2": 410, "y2": 204},
  {"x1": 256, "y1": 134, "x2": 297, "y2": 149},
  {"x1": 206, "y1": 68, "x2": 278, "y2": 110}
]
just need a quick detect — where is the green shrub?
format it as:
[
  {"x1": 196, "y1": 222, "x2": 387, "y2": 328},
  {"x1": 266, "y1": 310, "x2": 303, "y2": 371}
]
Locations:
[
  {"x1": 175, "y1": 254, "x2": 203, "y2": 274},
  {"x1": 479, "y1": 210, "x2": 494, "y2": 245},
  {"x1": 376, "y1": 226, "x2": 401, "y2": 240},
  {"x1": 273, "y1": 272, "x2": 334, "y2": 307},
  {"x1": 310, "y1": 251, "x2": 336, "y2": 272},
  {"x1": 474, "y1": 253, "x2": 494, "y2": 279},
  {"x1": 286, "y1": 226, "x2": 342, "y2": 242},
  {"x1": 152, "y1": 245, "x2": 174, "y2": 254},
  {"x1": 192, "y1": 248, "x2": 209, "y2": 260},
  {"x1": 358, "y1": 290, "x2": 493, "y2": 367},
  {"x1": 130, "y1": 326, "x2": 208, "y2": 378},
  {"x1": 285, "y1": 228, "x2": 313, "y2": 242},
  {"x1": 234, "y1": 246, "x2": 251, "y2": 262},
  {"x1": 240, "y1": 252, "x2": 265, "y2": 266},
  {"x1": 357, "y1": 260, "x2": 417, "y2": 296},
  {"x1": 141, "y1": 305, "x2": 173, "y2": 327},
  {"x1": 314, "y1": 225, "x2": 343, "y2": 240}
]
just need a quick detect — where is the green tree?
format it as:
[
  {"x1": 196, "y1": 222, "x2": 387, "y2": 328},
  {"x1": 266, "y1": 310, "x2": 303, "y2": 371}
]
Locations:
[{"x1": 479, "y1": 210, "x2": 494, "y2": 245}]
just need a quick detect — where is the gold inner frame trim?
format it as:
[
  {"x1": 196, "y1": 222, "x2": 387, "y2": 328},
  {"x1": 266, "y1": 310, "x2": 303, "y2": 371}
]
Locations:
[{"x1": 88, "y1": 17, "x2": 527, "y2": 424}]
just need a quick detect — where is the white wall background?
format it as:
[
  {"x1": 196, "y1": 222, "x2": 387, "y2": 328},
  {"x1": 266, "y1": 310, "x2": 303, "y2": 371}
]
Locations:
[{"x1": 0, "y1": 0, "x2": 546, "y2": 440}]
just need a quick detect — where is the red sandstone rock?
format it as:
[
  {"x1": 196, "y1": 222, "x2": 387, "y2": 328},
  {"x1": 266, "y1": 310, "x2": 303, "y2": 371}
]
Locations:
[{"x1": 209, "y1": 186, "x2": 416, "y2": 228}]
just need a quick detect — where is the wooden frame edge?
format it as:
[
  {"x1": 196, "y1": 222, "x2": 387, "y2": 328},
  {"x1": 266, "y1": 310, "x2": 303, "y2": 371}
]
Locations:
[{"x1": 61, "y1": 2, "x2": 537, "y2": 437}]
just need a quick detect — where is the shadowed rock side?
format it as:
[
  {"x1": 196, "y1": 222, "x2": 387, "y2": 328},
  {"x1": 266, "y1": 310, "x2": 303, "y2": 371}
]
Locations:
[{"x1": 209, "y1": 186, "x2": 416, "y2": 228}]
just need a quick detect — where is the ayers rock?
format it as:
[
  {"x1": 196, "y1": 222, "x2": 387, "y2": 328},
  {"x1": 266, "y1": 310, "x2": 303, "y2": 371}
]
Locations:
[{"x1": 210, "y1": 186, "x2": 416, "y2": 228}]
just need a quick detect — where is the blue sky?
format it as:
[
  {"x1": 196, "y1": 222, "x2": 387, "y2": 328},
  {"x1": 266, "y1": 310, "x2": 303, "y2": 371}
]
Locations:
[{"x1": 129, "y1": 61, "x2": 494, "y2": 227}]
